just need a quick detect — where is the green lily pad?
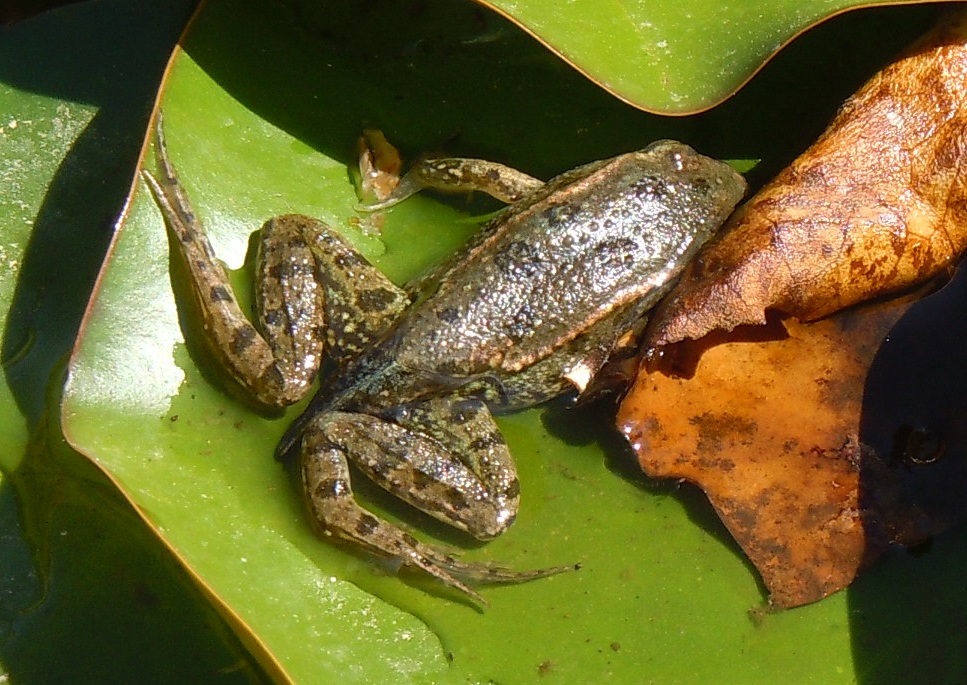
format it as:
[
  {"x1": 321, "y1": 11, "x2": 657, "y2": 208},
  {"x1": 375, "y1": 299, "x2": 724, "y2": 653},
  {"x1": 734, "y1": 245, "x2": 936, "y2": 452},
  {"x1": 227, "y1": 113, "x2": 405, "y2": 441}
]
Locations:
[
  {"x1": 476, "y1": 0, "x2": 963, "y2": 113},
  {"x1": 0, "y1": 0, "x2": 285, "y2": 681},
  {"x1": 56, "y1": 0, "x2": 967, "y2": 683}
]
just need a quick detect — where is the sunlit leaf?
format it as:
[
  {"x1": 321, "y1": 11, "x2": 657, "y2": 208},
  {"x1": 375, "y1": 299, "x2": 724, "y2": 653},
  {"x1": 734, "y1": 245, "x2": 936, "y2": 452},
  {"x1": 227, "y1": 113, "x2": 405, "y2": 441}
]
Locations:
[
  {"x1": 648, "y1": 10, "x2": 967, "y2": 345},
  {"x1": 0, "y1": 0, "x2": 276, "y2": 682},
  {"x1": 478, "y1": 0, "x2": 964, "y2": 113},
  {"x1": 50, "y1": 0, "x2": 967, "y2": 683}
]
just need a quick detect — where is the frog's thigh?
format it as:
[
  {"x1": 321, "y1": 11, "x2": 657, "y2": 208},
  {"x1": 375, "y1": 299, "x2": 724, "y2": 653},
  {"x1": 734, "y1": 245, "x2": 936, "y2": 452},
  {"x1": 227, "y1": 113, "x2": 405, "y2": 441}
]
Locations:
[
  {"x1": 306, "y1": 402, "x2": 518, "y2": 541},
  {"x1": 259, "y1": 215, "x2": 410, "y2": 368},
  {"x1": 387, "y1": 396, "x2": 519, "y2": 538}
]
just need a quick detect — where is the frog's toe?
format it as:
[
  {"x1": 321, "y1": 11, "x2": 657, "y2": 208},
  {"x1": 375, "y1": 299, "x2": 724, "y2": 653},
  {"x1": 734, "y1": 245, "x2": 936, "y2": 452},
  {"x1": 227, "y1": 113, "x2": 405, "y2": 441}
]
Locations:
[
  {"x1": 430, "y1": 553, "x2": 577, "y2": 586},
  {"x1": 354, "y1": 168, "x2": 425, "y2": 212}
]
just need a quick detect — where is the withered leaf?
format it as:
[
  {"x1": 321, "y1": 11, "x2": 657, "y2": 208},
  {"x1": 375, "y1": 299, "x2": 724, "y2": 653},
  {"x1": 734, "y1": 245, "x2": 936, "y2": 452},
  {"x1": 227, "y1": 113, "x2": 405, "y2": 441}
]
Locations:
[
  {"x1": 619, "y1": 11, "x2": 967, "y2": 606},
  {"x1": 647, "y1": 11, "x2": 967, "y2": 347},
  {"x1": 619, "y1": 281, "x2": 967, "y2": 608}
]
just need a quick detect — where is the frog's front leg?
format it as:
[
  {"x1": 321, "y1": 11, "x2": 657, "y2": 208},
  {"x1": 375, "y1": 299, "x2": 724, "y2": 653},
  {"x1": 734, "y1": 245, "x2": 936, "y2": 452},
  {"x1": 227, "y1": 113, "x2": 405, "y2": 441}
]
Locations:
[
  {"x1": 362, "y1": 156, "x2": 544, "y2": 210},
  {"x1": 301, "y1": 397, "x2": 569, "y2": 602},
  {"x1": 141, "y1": 116, "x2": 409, "y2": 407}
]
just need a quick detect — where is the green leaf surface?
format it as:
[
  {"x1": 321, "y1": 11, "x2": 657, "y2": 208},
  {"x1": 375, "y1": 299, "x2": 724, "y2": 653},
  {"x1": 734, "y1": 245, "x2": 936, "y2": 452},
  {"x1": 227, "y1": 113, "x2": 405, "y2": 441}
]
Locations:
[
  {"x1": 58, "y1": 1, "x2": 967, "y2": 684},
  {"x1": 0, "y1": 0, "x2": 278, "y2": 682},
  {"x1": 476, "y1": 0, "x2": 963, "y2": 113}
]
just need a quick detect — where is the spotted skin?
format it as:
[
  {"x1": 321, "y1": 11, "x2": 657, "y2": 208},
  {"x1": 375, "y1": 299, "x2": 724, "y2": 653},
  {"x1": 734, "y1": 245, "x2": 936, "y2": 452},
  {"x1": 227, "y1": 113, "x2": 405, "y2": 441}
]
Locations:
[
  {"x1": 258, "y1": 217, "x2": 410, "y2": 370},
  {"x1": 302, "y1": 399, "x2": 547, "y2": 603},
  {"x1": 144, "y1": 115, "x2": 747, "y2": 603},
  {"x1": 142, "y1": 126, "x2": 306, "y2": 407},
  {"x1": 143, "y1": 120, "x2": 410, "y2": 407},
  {"x1": 362, "y1": 156, "x2": 544, "y2": 211}
]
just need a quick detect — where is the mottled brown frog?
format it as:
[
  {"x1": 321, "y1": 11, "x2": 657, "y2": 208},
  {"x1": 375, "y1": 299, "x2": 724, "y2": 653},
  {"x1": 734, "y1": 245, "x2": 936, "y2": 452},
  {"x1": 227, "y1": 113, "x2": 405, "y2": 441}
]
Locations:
[{"x1": 142, "y1": 117, "x2": 746, "y2": 602}]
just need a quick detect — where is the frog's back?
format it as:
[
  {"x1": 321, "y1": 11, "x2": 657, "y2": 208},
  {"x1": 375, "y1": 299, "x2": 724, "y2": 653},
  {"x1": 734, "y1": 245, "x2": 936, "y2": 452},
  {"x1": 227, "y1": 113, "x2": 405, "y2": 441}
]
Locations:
[{"x1": 394, "y1": 140, "x2": 746, "y2": 387}]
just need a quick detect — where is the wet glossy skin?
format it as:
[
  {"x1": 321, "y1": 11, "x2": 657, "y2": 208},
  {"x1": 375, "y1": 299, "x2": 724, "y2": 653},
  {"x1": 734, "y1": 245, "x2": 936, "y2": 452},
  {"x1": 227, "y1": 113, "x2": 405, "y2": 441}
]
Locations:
[{"x1": 142, "y1": 118, "x2": 746, "y2": 603}]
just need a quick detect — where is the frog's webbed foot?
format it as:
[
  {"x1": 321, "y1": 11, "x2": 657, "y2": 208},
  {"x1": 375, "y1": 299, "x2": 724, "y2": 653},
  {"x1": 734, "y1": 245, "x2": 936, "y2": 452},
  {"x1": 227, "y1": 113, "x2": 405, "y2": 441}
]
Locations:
[
  {"x1": 301, "y1": 400, "x2": 571, "y2": 602},
  {"x1": 358, "y1": 157, "x2": 544, "y2": 211}
]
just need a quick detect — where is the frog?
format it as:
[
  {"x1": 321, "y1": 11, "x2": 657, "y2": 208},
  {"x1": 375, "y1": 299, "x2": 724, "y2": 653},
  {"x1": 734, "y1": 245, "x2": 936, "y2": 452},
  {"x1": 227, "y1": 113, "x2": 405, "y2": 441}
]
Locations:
[{"x1": 141, "y1": 115, "x2": 747, "y2": 603}]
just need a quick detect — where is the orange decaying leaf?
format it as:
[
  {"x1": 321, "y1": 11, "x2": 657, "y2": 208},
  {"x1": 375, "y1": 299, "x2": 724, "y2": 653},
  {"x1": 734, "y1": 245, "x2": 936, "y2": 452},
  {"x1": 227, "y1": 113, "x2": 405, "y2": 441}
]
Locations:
[
  {"x1": 619, "y1": 11, "x2": 967, "y2": 608},
  {"x1": 619, "y1": 273, "x2": 967, "y2": 608},
  {"x1": 647, "y1": 11, "x2": 967, "y2": 346},
  {"x1": 619, "y1": 297, "x2": 912, "y2": 607}
]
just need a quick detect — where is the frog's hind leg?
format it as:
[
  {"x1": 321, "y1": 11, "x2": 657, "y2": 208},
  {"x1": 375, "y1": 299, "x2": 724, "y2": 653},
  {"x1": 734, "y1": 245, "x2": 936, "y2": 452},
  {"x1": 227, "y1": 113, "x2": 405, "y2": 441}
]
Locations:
[
  {"x1": 382, "y1": 396, "x2": 521, "y2": 539},
  {"x1": 142, "y1": 114, "x2": 409, "y2": 407},
  {"x1": 260, "y1": 216, "x2": 410, "y2": 370},
  {"x1": 141, "y1": 116, "x2": 320, "y2": 407},
  {"x1": 301, "y1": 407, "x2": 571, "y2": 602},
  {"x1": 301, "y1": 419, "x2": 482, "y2": 603}
]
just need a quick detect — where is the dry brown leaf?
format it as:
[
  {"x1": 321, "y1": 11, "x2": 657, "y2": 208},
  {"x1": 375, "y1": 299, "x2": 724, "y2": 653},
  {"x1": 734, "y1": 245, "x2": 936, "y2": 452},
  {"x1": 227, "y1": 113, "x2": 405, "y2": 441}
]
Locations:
[
  {"x1": 618, "y1": 283, "x2": 967, "y2": 608},
  {"x1": 617, "y1": 9, "x2": 967, "y2": 611},
  {"x1": 647, "y1": 11, "x2": 967, "y2": 347}
]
